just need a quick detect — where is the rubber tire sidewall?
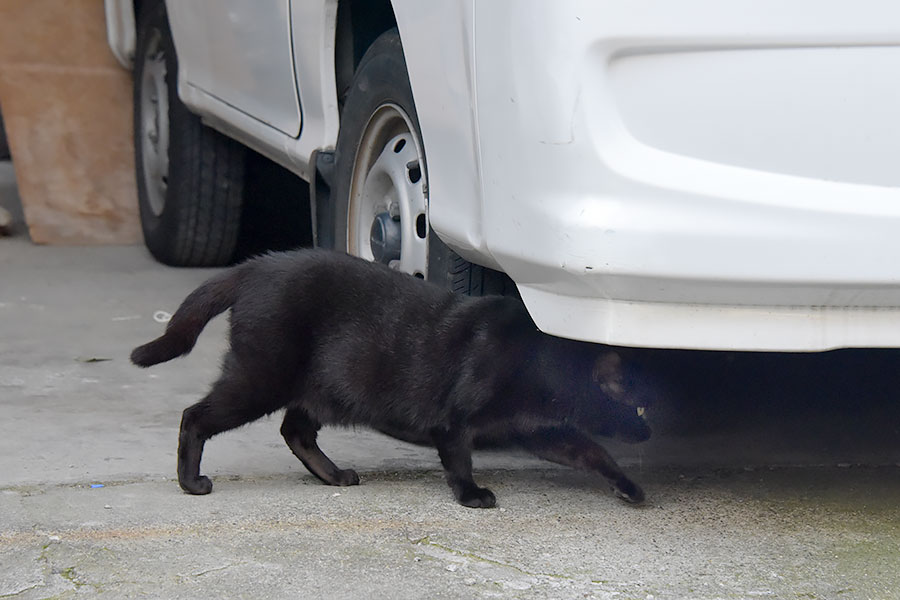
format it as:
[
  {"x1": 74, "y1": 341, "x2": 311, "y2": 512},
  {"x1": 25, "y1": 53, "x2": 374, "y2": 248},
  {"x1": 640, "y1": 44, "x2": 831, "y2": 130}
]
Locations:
[{"x1": 332, "y1": 30, "x2": 421, "y2": 260}]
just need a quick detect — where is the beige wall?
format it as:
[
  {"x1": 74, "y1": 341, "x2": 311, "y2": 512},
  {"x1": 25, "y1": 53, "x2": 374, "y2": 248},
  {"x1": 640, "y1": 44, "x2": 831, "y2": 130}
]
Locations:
[{"x1": 0, "y1": 0, "x2": 141, "y2": 244}]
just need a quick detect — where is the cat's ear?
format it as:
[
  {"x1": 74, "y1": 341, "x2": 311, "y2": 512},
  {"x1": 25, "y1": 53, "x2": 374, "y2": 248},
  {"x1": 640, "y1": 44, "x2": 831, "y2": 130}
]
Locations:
[{"x1": 592, "y1": 351, "x2": 626, "y2": 401}]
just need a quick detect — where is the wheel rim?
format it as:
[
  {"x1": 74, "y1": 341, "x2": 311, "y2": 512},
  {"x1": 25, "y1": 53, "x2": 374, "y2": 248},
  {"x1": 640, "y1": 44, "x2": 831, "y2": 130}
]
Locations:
[
  {"x1": 347, "y1": 103, "x2": 428, "y2": 278},
  {"x1": 139, "y1": 29, "x2": 170, "y2": 218}
]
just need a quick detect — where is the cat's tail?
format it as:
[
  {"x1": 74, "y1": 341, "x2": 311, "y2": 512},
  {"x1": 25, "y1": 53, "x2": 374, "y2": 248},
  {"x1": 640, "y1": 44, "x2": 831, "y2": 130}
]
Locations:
[{"x1": 130, "y1": 265, "x2": 246, "y2": 367}]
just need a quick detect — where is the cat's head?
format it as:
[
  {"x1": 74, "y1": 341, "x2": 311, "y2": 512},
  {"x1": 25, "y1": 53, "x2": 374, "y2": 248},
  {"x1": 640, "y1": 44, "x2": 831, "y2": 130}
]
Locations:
[
  {"x1": 584, "y1": 349, "x2": 659, "y2": 442},
  {"x1": 591, "y1": 350, "x2": 657, "y2": 407}
]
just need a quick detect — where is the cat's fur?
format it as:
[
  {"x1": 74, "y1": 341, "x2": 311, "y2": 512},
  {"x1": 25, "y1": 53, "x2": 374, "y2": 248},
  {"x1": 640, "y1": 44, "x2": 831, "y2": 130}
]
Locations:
[{"x1": 132, "y1": 249, "x2": 654, "y2": 507}]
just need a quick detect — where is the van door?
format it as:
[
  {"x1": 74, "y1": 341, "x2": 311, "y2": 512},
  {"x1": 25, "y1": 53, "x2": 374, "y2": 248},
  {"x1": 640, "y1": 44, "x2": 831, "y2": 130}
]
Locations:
[{"x1": 166, "y1": 0, "x2": 302, "y2": 137}]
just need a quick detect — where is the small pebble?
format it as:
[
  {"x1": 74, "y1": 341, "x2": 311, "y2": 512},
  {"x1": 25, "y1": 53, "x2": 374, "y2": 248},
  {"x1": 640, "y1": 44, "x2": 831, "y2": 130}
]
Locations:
[
  {"x1": 446, "y1": 564, "x2": 458, "y2": 572},
  {"x1": 103, "y1": 505, "x2": 112, "y2": 509}
]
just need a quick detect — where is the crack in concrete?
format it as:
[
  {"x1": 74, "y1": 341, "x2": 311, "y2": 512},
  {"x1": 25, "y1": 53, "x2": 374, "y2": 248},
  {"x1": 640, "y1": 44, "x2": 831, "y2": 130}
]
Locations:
[
  {"x1": 189, "y1": 563, "x2": 242, "y2": 577},
  {"x1": 409, "y1": 535, "x2": 572, "y2": 582},
  {"x1": 32, "y1": 537, "x2": 103, "y2": 597},
  {"x1": 0, "y1": 583, "x2": 44, "y2": 599}
]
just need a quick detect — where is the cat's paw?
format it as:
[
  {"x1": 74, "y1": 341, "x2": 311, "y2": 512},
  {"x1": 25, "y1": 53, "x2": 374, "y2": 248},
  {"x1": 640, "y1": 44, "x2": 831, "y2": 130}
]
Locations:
[
  {"x1": 457, "y1": 486, "x2": 497, "y2": 509},
  {"x1": 612, "y1": 478, "x2": 644, "y2": 504},
  {"x1": 180, "y1": 475, "x2": 213, "y2": 495},
  {"x1": 335, "y1": 468, "x2": 360, "y2": 486}
]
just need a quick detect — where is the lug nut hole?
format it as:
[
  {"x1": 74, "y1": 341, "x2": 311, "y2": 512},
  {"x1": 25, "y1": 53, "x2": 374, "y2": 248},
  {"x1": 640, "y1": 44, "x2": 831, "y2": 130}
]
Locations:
[
  {"x1": 416, "y1": 213, "x2": 427, "y2": 239},
  {"x1": 407, "y1": 161, "x2": 422, "y2": 184}
]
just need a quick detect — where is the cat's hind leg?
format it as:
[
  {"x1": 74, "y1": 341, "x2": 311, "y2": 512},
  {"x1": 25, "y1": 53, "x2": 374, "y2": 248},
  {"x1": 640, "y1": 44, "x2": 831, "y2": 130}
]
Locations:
[
  {"x1": 178, "y1": 356, "x2": 277, "y2": 495},
  {"x1": 519, "y1": 428, "x2": 644, "y2": 504},
  {"x1": 280, "y1": 407, "x2": 359, "y2": 486},
  {"x1": 432, "y1": 427, "x2": 496, "y2": 508}
]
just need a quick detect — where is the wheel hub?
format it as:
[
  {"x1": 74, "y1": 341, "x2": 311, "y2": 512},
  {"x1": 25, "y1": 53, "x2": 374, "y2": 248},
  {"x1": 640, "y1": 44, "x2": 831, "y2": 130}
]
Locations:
[
  {"x1": 370, "y1": 211, "x2": 402, "y2": 264},
  {"x1": 139, "y1": 30, "x2": 170, "y2": 217},
  {"x1": 347, "y1": 104, "x2": 428, "y2": 278}
]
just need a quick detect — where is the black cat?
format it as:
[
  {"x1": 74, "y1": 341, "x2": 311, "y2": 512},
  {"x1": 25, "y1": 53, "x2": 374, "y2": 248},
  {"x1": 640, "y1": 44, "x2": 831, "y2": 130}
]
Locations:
[{"x1": 132, "y1": 249, "x2": 654, "y2": 508}]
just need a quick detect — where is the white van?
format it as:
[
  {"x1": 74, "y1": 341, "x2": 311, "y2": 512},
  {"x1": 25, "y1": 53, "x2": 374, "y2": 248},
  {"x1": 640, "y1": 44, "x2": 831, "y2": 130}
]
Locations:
[{"x1": 105, "y1": 0, "x2": 900, "y2": 351}]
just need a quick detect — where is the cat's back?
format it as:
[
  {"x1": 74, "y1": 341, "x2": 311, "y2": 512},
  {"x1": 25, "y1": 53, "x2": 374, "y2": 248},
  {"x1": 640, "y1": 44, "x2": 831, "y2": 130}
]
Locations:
[
  {"x1": 280, "y1": 248, "x2": 453, "y2": 306},
  {"x1": 232, "y1": 248, "x2": 457, "y2": 325}
]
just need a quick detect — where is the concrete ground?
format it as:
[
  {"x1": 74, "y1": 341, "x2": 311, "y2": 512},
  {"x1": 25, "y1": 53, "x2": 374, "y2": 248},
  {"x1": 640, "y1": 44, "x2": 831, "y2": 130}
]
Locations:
[{"x1": 1, "y1": 161, "x2": 899, "y2": 599}]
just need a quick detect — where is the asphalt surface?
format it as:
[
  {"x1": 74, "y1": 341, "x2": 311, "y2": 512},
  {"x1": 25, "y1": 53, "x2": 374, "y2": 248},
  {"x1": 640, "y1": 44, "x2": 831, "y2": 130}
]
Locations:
[{"x1": 2, "y1": 162, "x2": 899, "y2": 599}]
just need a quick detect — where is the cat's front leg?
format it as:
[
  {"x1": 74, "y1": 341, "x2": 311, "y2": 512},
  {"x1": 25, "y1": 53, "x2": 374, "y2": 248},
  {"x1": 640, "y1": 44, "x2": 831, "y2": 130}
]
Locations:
[
  {"x1": 519, "y1": 427, "x2": 644, "y2": 504},
  {"x1": 431, "y1": 427, "x2": 496, "y2": 508}
]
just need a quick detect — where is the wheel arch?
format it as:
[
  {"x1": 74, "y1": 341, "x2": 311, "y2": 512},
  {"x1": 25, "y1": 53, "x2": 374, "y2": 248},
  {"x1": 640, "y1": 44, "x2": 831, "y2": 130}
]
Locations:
[
  {"x1": 333, "y1": 0, "x2": 398, "y2": 112},
  {"x1": 330, "y1": 0, "x2": 495, "y2": 269}
]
